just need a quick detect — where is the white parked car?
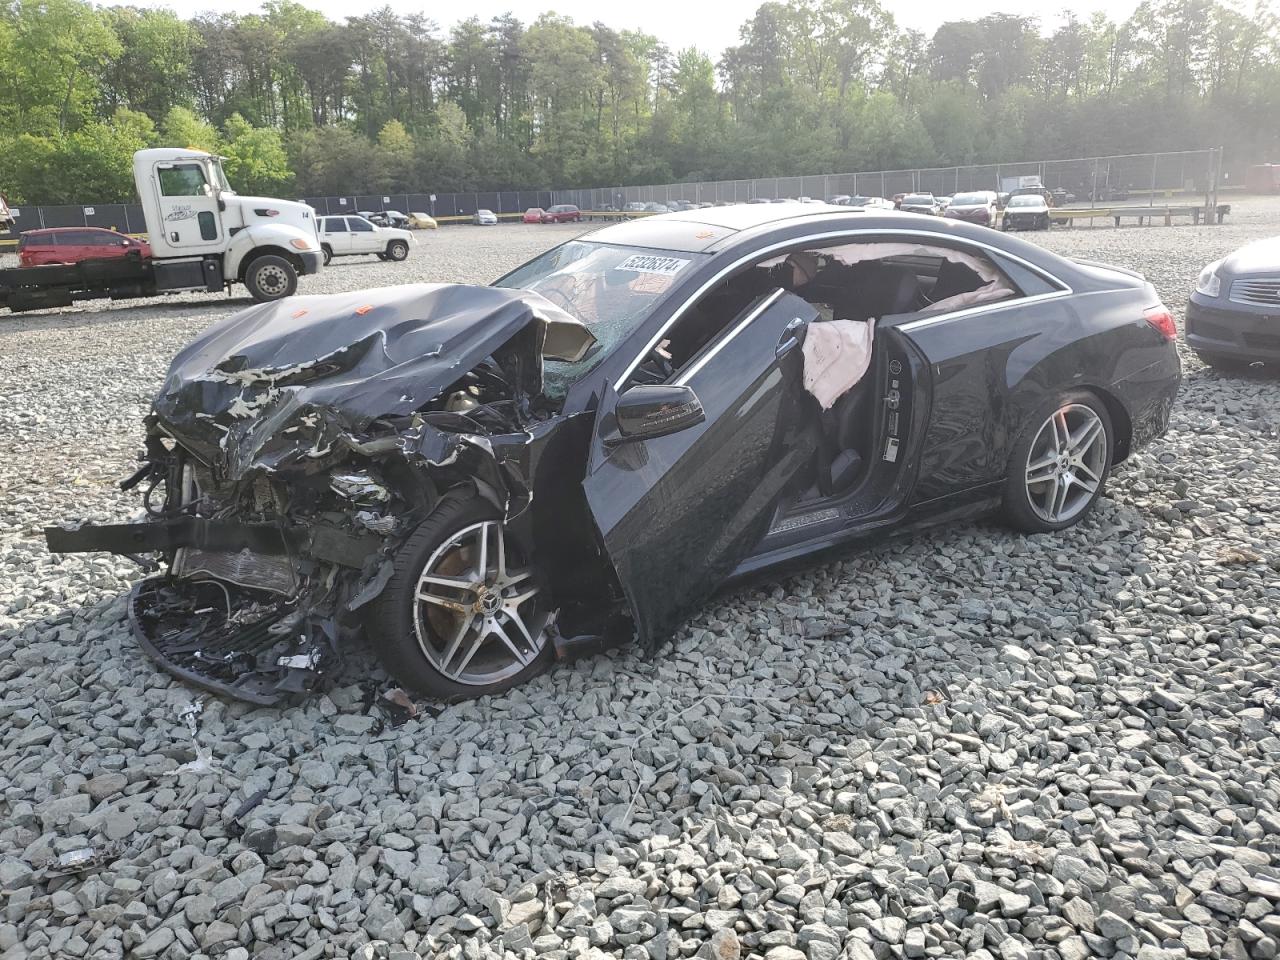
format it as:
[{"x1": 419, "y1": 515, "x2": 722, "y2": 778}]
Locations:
[
  {"x1": 473, "y1": 209, "x2": 498, "y2": 226},
  {"x1": 319, "y1": 215, "x2": 413, "y2": 264}
]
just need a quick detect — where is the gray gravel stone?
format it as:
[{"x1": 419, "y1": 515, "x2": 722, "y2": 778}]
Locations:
[{"x1": 2, "y1": 208, "x2": 1279, "y2": 960}]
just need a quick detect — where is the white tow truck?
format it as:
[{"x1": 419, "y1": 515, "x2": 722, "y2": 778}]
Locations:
[{"x1": 0, "y1": 147, "x2": 323, "y2": 313}]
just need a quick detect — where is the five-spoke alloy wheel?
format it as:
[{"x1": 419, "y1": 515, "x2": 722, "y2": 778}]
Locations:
[
  {"x1": 368, "y1": 494, "x2": 553, "y2": 700},
  {"x1": 1004, "y1": 392, "x2": 1113, "y2": 532},
  {"x1": 412, "y1": 520, "x2": 547, "y2": 687}
]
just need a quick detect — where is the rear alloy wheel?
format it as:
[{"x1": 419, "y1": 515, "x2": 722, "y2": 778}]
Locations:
[
  {"x1": 243, "y1": 254, "x2": 298, "y2": 302},
  {"x1": 1003, "y1": 393, "x2": 1112, "y2": 533},
  {"x1": 368, "y1": 495, "x2": 552, "y2": 700},
  {"x1": 386, "y1": 240, "x2": 409, "y2": 261}
]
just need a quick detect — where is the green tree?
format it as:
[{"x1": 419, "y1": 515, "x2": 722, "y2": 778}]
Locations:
[
  {"x1": 222, "y1": 112, "x2": 292, "y2": 194},
  {"x1": 160, "y1": 106, "x2": 220, "y2": 151}
]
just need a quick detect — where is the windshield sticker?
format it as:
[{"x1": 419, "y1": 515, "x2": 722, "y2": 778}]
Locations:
[{"x1": 614, "y1": 254, "x2": 691, "y2": 277}]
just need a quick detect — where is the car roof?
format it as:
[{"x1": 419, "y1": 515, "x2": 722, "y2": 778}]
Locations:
[
  {"x1": 585, "y1": 204, "x2": 956, "y2": 253},
  {"x1": 23, "y1": 226, "x2": 117, "y2": 237},
  {"x1": 579, "y1": 206, "x2": 1080, "y2": 273}
]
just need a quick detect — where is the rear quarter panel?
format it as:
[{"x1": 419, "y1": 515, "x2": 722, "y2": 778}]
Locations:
[{"x1": 908, "y1": 282, "x2": 1173, "y2": 502}]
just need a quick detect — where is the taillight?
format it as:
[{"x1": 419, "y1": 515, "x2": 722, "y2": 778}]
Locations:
[{"x1": 1144, "y1": 305, "x2": 1176, "y2": 341}]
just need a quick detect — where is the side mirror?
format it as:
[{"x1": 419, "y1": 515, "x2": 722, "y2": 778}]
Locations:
[{"x1": 614, "y1": 384, "x2": 704, "y2": 442}]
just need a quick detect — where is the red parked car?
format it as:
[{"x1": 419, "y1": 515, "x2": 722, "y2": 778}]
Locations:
[
  {"x1": 18, "y1": 227, "x2": 151, "y2": 267},
  {"x1": 522, "y1": 208, "x2": 545, "y2": 224},
  {"x1": 541, "y1": 204, "x2": 582, "y2": 223}
]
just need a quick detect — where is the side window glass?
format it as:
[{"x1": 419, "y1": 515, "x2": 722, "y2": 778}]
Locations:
[
  {"x1": 630, "y1": 266, "x2": 783, "y2": 387},
  {"x1": 197, "y1": 211, "x2": 217, "y2": 241},
  {"x1": 158, "y1": 164, "x2": 209, "y2": 197},
  {"x1": 349, "y1": 218, "x2": 374, "y2": 232}
]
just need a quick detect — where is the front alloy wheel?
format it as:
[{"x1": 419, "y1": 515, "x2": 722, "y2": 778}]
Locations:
[
  {"x1": 412, "y1": 521, "x2": 547, "y2": 686},
  {"x1": 368, "y1": 495, "x2": 553, "y2": 699},
  {"x1": 1003, "y1": 393, "x2": 1112, "y2": 532}
]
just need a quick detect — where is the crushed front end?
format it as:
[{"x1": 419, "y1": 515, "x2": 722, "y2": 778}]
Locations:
[{"x1": 45, "y1": 284, "x2": 603, "y2": 704}]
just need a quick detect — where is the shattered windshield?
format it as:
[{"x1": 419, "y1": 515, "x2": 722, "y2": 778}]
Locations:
[{"x1": 496, "y1": 240, "x2": 706, "y2": 398}]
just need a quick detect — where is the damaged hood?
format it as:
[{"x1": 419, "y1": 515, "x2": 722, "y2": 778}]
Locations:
[{"x1": 153, "y1": 283, "x2": 594, "y2": 472}]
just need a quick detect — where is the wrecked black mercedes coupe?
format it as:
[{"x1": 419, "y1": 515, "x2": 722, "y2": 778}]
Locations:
[{"x1": 48, "y1": 205, "x2": 1181, "y2": 703}]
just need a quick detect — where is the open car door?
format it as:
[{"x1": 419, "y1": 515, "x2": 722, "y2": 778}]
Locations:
[{"x1": 583, "y1": 290, "x2": 821, "y2": 650}]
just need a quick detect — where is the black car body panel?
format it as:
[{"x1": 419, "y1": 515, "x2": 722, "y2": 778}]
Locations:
[
  {"x1": 46, "y1": 205, "x2": 1181, "y2": 703},
  {"x1": 1185, "y1": 237, "x2": 1280, "y2": 364},
  {"x1": 583, "y1": 291, "x2": 820, "y2": 649}
]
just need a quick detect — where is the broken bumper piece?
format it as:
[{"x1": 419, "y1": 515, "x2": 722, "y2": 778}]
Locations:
[{"x1": 129, "y1": 577, "x2": 325, "y2": 706}]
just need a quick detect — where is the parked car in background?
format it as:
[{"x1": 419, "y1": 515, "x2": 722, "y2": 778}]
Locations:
[
  {"x1": 945, "y1": 191, "x2": 999, "y2": 227},
  {"x1": 407, "y1": 212, "x2": 438, "y2": 230},
  {"x1": 624, "y1": 202, "x2": 647, "y2": 213},
  {"x1": 1185, "y1": 236, "x2": 1280, "y2": 368},
  {"x1": 831, "y1": 195, "x2": 895, "y2": 210},
  {"x1": 369, "y1": 210, "x2": 410, "y2": 228},
  {"x1": 1049, "y1": 188, "x2": 1076, "y2": 206},
  {"x1": 1002, "y1": 194, "x2": 1051, "y2": 231},
  {"x1": 319, "y1": 215, "x2": 413, "y2": 264},
  {"x1": 542, "y1": 204, "x2": 582, "y2": 223},
  {"x1": 747, "y1": 198, "x2": 773, "y2": 204},
  {"x1": 643, "y1": 202, "x2": 671, "y2": 213},
  {"x1": 1010, "y1": 186, "x2": 1054, "y2": 207},
  {"x1": 523, "y1": 208, "x2": 545, "y2": 224},
  {"x1": 17, "y1": 227, "x2": 152, "y2": 266},
  {"x1": 899, "y1": 193, "x2": 941, "y2": 215},
  {"x1": 474, "y1": 209, "x2": 498, "y2": 226}
]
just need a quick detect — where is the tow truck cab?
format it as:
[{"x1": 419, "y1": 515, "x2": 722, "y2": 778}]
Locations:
[{"x1": 0, "y1": 148, "x2": 322, "y2": 314}]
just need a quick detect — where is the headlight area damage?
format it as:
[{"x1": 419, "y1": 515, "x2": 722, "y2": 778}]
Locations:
[{"x1": 45, "y1": 284, "x2": 606, "y2": 705}]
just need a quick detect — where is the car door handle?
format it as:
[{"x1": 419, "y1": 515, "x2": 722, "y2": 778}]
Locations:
[{"x1": 776, "y1": 317, "x2": 806, "y2": 358}]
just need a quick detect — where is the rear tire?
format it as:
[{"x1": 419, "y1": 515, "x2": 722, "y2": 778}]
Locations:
[
  {"x1": 366, "y1": 493, "x2": 553, "y2": 701},
  {"x1": 321, "y1": 245, "x2": 332, "y2": 266},
  {"x1": 1002, "y1": 391, "x2": 1112, "y2": 534},
  {"x1": 386, "y1": 240, "x2": 409, "y2": 261},
  {"x1": 242, "y1": 254, "x2": 298, "y2": 302}
]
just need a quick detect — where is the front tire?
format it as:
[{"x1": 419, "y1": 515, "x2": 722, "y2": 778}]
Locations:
[
  {"x1": 243, "y1": 254, "x2": 298, "y2": 302},
  {"x1": 386, "y1": 240, "x2": 409, "y2": 261},
  {"x1": 321, "y1": 245, "x2": 333, "y2": 266},
  {"x1": 1002, "y1": 392, "x2": 1112, "y2": 533},
  {"x1": 366, "y1": 494, "x2": 553, "y2": 701}
]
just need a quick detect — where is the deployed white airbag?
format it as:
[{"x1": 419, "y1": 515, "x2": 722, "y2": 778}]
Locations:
[{"x1": 802, "y1": 319, "x2": 874, "y2": 411}]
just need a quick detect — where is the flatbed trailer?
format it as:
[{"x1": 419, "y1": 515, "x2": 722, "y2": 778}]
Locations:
[{"x1": 0, "y1": 253, "x2": 226, "y2": 313}]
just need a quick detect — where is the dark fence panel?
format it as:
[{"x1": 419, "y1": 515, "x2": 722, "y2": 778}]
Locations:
[{"x1": 3, "y1": 150, "x2": 1229, "y2": 242}]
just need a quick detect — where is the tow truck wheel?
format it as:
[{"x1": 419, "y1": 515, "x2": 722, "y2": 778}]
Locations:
[
  {"x1": 367, "y1": 493, "x2": 554, "y2": 701},
  {"x1": 386, "y1": 240, "x2": 409, "y2": 262},
  {"x1": 243, "y1": 255, "x2": 298, "y2": 302},
  {"x1": 321, "y1": 245, "x2": 333, "y2": 266}
]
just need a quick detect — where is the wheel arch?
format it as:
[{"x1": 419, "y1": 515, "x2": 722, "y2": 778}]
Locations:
[
  {"x1": 238, "y1": 244, "x2": 303, "y2": 281},
  {"x1": 1077, "y1": 384, "x2": 1133, "y2": 464}
]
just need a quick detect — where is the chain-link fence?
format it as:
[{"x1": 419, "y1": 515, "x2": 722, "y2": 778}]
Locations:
[
  {"x1": 0, "y1": 149, "x2": 1232, "y2": 240},
  {"x1": 551, "y1": 150, "x2": 1223, "y2": 210}
]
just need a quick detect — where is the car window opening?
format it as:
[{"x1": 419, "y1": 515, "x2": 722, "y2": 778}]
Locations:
[{"x1": 632, "y1": 239, "x2": 1019, "y2": 500}]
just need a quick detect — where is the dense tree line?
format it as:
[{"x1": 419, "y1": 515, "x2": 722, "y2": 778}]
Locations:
[{"x1": 0, "y1": 0, "x2": 1277, "y2": 203}]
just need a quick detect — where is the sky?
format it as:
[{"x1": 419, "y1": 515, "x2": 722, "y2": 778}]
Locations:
[{"x1": 102, "y1": 0, "x2": 1147, "y2": 59}]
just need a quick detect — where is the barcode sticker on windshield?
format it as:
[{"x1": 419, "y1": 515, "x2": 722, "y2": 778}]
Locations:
[{"x1": 615, "y1": 254, "x2": 691, "y2": 276}]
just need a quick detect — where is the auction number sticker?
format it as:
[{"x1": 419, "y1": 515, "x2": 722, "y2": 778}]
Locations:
[{"x1": 615, "y1": 254, "x2": 690, "y2": 276}]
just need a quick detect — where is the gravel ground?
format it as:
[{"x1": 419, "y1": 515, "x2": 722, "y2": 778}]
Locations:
[{"x1": 2, "y1": 206, "x2": 1278, "y2": 960}]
